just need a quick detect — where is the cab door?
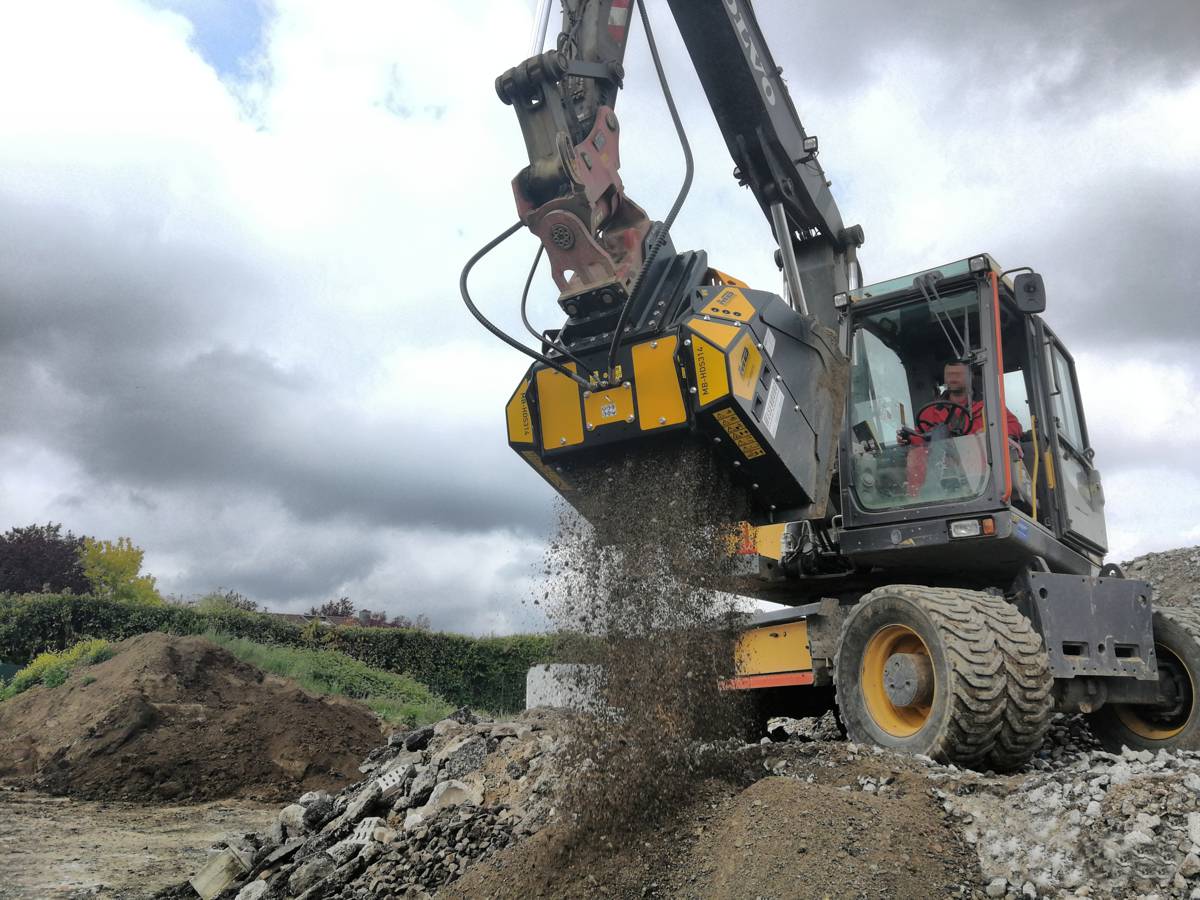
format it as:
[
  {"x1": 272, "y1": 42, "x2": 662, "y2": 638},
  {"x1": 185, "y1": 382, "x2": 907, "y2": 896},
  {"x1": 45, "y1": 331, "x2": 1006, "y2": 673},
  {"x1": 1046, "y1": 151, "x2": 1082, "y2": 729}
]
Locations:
[{"x1": 1035, "y1": 321, "x2": 1108, "y2": 554}]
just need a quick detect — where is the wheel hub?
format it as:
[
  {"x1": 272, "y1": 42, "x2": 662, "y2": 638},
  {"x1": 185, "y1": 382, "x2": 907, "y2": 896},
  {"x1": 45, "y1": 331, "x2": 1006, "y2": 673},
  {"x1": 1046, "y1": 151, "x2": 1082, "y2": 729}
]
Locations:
[
  {"x1": 860, "y1": 624, "x2": 936, "y2": 738},
  {"x1": 883, "y1": 652, "x2": 935, "y2": 707}
]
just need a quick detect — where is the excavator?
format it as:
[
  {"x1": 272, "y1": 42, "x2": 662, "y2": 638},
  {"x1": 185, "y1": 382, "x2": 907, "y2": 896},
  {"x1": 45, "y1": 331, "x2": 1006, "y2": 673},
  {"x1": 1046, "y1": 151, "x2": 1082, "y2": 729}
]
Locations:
[{"x1": 462, "y1": 0, "x2": 1200, "y2": 769}]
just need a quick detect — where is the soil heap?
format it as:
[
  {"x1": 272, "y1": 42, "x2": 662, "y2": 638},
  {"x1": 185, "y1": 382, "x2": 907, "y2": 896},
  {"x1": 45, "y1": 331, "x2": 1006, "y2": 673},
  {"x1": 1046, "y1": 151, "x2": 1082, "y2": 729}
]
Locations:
[{"x1": 0, "y1": 632, "x2": 382, "y2": 802}]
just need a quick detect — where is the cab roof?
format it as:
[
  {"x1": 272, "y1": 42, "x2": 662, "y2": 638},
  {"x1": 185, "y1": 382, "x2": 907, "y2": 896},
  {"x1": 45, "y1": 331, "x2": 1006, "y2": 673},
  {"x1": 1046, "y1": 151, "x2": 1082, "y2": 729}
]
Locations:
[{"x1": 850, "y1": 254, "x2": 1004, "y2": 305}]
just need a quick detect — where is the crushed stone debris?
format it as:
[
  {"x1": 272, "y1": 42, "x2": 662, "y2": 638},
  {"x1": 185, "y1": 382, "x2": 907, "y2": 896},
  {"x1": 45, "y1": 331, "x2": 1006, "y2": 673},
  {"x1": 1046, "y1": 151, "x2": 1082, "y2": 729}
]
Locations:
[{"x1": 149, "y1": 707, "x2": 1200, "y2": 899}]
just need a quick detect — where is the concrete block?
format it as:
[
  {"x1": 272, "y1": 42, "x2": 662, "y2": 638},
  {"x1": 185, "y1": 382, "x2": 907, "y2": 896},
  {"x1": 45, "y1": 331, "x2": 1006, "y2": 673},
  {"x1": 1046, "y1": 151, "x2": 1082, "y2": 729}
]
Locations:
[
  {"x1": 377, "y1": 766, "x2": 409, "y2": 799},
  {"x1": 189, "y1": 848, "x2": 250, "y2": 900},
  {"x1": 348, "y1": 816, "x2": 385, "y2": 845}
]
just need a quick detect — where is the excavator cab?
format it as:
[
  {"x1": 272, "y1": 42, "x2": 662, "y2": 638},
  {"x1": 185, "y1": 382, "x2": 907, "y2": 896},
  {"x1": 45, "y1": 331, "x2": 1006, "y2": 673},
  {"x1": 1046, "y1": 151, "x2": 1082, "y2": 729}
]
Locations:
[{"x1": 832, "y1": 253, "x2": 1109, "y2": 583}]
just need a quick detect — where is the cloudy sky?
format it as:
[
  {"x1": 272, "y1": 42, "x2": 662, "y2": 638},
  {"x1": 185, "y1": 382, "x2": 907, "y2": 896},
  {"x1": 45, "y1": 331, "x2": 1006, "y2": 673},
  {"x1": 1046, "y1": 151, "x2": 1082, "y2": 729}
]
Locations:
[{"x1": 1, "y1": 0, "x2": 1197, "y2": 633}]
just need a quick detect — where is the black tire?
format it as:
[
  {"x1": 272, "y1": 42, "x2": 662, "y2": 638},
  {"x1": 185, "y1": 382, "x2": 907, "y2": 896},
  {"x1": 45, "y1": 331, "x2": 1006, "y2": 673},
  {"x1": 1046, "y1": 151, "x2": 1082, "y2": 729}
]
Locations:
[
  {"x1": 834, "y1": 585, "x2": 1006, "y2": 766},
  {"x1": 973, "y1": 595, "x2": 1054, "y2": 771},
  {"x1": 1088, "y1": 608, "x2": 1200, "y2": 753}
]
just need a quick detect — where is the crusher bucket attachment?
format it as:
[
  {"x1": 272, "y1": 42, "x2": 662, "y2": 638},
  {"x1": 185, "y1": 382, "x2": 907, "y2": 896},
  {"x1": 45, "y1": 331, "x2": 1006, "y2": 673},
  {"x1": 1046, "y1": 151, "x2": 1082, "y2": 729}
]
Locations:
[{"x1": 505, "y1": 249, "x2": 848, "y2": 523}]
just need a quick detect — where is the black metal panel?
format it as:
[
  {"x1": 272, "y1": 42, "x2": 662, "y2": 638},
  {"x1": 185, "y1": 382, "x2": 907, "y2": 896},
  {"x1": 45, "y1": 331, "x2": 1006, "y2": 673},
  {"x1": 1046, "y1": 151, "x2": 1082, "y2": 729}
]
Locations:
[
  {"x1": 1015, "y1": 571, "x2": 1156, "y2": 680},
  {"x1": 839, "y1": 509, "x2": 1095, "y2": 580}
]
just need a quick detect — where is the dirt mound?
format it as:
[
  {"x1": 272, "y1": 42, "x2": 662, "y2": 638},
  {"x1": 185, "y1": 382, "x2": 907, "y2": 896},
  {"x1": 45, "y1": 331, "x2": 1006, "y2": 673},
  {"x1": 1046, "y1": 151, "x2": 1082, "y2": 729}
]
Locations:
[
  {"x1": 1124, "y1": 544, "x2": 1200, "y2": 608},
  {"x1": 445, "y1": 741, "x2": 978, "y2": 900},
  {"x1": 0, "y1": 632, "x2": 383, "y2": 802}
]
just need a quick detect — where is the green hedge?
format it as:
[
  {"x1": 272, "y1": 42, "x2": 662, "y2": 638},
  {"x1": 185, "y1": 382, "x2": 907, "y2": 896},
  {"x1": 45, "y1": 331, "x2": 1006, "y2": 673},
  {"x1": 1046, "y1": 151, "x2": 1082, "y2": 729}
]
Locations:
[{"x1": 0, "y1": 593, "x2": 553, "y2": 712}]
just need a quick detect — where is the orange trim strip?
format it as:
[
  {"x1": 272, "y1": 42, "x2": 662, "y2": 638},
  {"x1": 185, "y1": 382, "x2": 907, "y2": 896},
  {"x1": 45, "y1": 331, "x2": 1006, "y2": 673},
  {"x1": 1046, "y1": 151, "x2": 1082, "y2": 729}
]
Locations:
[
  {"x1": 991, "y1": 272, "x2": 1012, "y2": 503},
  {"x1": 719, "y1": 671, "x2": 815, "y2": 691}
]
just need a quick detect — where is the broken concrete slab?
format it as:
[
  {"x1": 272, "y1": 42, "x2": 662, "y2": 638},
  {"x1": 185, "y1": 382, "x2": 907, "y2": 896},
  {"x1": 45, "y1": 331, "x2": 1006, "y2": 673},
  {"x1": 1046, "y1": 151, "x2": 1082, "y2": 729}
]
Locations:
[
  {"x1": 189, "y1": 847, "x2": 250, "y2": 900},
  {"x1": 436, "y1": 735, "x2": 487, "y2": 780}
]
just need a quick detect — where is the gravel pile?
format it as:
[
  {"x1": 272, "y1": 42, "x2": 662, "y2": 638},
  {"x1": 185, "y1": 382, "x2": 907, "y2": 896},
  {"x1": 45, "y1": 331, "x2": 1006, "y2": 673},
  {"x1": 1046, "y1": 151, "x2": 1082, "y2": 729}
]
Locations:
[
  {"x1": 159, "y1": 707, "x2": 567, "y2": 900},
  {"x1": 1124, "y1": 545, "x2": 1200, "y2": 608},
  {"x1": 935, "y1": 745, "x2": 1200, "y2": 899}
]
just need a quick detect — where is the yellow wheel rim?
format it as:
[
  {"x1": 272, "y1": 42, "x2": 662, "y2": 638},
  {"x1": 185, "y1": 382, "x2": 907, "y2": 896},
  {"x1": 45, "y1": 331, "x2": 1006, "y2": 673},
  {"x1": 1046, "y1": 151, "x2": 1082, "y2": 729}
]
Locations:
[
  {"x1": 1114, "y1": 644, "x2": 1195, "y2": 741},
  {"x1": 861, "y1": 624, "x2": 934, "y2": 737}
]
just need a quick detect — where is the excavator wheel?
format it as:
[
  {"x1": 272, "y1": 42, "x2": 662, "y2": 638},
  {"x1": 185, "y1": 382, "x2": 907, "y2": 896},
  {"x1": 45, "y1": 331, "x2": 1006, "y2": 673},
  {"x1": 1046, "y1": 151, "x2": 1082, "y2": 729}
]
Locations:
[
  {"x1": 972, "y1": 594, "x2": 1054, "y2": 771},
  {"x1": 834, "y1": 585, "x2": 1012, "y2": 767},
  {"x1": 1088, "y1": 608, "x2": 1200, "y2": 753}
]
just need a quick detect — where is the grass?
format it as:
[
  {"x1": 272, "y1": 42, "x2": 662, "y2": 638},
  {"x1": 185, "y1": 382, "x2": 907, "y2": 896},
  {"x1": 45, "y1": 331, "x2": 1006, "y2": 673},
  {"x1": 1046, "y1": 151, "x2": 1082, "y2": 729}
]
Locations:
[
  {"x1": 1, "y1": 638, "x2": 114, "y2": 700},
  {"x1": 203, "y1": 632, "x2": 454, "y2": 727}
]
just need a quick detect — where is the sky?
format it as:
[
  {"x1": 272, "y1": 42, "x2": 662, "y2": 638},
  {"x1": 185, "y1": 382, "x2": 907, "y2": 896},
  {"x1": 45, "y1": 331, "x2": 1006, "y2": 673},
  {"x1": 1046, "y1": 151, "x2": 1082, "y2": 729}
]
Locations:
[{"x1": 1, "y1": 0, "x2": 1197, "y2": 633}]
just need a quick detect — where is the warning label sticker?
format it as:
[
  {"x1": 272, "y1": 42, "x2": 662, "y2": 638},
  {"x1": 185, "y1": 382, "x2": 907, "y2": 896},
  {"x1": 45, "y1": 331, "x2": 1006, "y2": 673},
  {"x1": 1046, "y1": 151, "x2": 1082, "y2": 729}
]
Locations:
[
  {"x1": 763, "y1": 380, "x2": 785, "y2": 439},
  {"x1": 713, "y1": 407, "x2": 766, "y2": 459},
  {"x1": 763, "y1": 329, "x2": 776, "y2": 359}
]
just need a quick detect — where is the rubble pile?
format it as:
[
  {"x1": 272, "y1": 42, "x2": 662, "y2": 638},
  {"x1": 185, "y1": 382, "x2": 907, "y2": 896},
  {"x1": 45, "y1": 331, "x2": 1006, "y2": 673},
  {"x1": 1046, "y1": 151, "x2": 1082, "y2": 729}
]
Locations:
[
  {"x1": 935, "y1": 744, "x2": 1200, "y2": 899},
  {"x1": 161, "y1": 705, "x2": 1200, "y2": 899},
  {"x1": 1124, "y1": 545, "x2": 1200, "y2": 608},
  {"x1": 163, "y1": 707, "x2": 568, "y2": 900}
]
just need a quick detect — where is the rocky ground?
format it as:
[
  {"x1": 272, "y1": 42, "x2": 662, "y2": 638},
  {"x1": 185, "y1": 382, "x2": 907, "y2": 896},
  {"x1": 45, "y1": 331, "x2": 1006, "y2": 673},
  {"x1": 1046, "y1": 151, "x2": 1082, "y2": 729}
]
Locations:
[
  {"x1": 1124, "y1": 545, "x2": 1200, "y2": 608},
  {"x1": 142, "y1": 705, "x2": 1200, "y2": 900}
]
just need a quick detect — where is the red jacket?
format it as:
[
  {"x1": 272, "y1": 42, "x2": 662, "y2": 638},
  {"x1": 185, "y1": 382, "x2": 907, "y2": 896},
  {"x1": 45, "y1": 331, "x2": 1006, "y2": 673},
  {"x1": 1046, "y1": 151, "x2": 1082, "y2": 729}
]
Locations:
[{"x1": 915, "y1": 399, "x2": 1022, "y2": 442}]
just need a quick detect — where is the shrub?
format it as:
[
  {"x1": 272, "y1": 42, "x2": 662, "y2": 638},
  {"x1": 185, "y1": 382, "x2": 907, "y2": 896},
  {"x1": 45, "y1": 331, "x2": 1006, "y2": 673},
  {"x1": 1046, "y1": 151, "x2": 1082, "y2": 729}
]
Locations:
[
  {"x1": 1, "y1": 638, "x2": 113, "y2": 700},
  {"x1": 0, "y1": 593, "x2": 553, "y2": 711},
  {"x1": 204, "y1": 632, "x2": 453, "y2": 727}
]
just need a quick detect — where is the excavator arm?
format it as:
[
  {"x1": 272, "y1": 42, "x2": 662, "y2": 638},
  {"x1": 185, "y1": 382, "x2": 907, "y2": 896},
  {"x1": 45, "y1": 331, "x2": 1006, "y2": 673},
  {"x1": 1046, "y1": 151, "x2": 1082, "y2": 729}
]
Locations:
[
  {"x1": 476, "y1": 0, "x2": 859, "y2": 523},
  {"x1": 663, "y1": 0, "x2": 863, "y2": 325},
  {"x1": 495, "y1": 0, "x2": 863, "y2": 328}
]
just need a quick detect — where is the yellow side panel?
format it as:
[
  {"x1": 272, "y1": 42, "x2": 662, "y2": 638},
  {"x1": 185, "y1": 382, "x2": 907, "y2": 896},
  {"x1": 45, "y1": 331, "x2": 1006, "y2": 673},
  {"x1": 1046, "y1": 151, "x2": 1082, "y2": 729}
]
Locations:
[
  {"x1": 729, "y1": 332, "x2": 763, "y2": 400},
  {"x1": 735, "y1": 621, "x2": 813, "y2": 677},
  {"x1": 630, "y1": 337, "x2": 686, "y2": 431},
  {"x1": 536, "y1": 364, "x2": 583, "y2": 448},
  {"x1": 753, "y1": 523, "x2": 787, "y2": 561},
  {"x1": 687, "y1": 317, "x2": 739, "y2": 350},
  {"x1": 691, "y1": 336, "x2": 729, "y2": 406},
  {"x1": 506, "y1": 379, "x2": 533, "y2": 445},
  {"x1": 702, "y1": 286, "x2": 756, "y2": 322},
  {"x1": 583, "y1": 385, "x2": 634, "y2": 429}
]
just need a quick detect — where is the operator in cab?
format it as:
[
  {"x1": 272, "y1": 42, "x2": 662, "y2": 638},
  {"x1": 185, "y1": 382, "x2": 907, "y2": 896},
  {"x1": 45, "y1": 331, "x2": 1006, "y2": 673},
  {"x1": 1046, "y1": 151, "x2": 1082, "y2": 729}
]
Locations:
[
  {"x1": 903, "y1": 361, "x2": 1022, "y2": 442},
  {"x1": 899, "y1": 360, "x2": 1023, "y2": 499}
]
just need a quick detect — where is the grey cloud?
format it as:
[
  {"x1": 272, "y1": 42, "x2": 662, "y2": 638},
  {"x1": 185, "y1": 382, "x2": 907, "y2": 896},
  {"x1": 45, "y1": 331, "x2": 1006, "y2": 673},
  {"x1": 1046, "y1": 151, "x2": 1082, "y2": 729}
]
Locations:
[
  {"x1": 0, "y1": 0, "x2": 1194, "y2": 632},
  {"x1": 753, "y1": 0, "x2": 1200, "y2": 113}
]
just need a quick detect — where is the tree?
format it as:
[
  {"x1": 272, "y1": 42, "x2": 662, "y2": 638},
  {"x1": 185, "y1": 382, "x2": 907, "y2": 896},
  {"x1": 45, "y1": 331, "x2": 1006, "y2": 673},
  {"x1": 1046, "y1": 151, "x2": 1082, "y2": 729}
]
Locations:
[
  {"x1": 390, "y1": 612, "x2": 432, "y2": 631},
  {"x1": 80, "y1": 537, "x2": 165, "y2": 606},
  {"x1": 310, "y1": 596, "x2": 354, "y2": 617},
  {"x1": 196, "y1": 589, "x2": 259, "y2": 613},
  {"x1": 0, "y1": 523, "x2": 90, "y2": 594}
]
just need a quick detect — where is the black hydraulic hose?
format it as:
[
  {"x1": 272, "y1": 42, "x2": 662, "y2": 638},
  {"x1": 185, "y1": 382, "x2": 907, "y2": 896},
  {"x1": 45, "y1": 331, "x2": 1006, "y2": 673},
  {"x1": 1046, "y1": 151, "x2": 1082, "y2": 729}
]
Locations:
[
  {"x1": 604, "y1": 0, "x2": 695, "y2": 376},
  {"x1": 460, "y1": 221, "x2": 592, "y2": 388},
  {"x1": 519, "y1": 243, "x2": 590, "y2": 370},
  {"x1": 519, "y1": 243, "x2": 546, "y2": 346}
]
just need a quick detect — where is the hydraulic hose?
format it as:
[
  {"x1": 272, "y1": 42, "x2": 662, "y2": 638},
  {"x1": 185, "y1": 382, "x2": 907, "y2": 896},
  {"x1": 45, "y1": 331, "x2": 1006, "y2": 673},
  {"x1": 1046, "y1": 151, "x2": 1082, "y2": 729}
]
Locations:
[
  {"x1": 519, "y1": 243, "x2": 590, "y2": 371},
  {"x1": 604, "y1": 0, "x2": 694, "y2": 376},
  {"x1": 460, "y1": 221, "x2": 592, "y2": 388}
]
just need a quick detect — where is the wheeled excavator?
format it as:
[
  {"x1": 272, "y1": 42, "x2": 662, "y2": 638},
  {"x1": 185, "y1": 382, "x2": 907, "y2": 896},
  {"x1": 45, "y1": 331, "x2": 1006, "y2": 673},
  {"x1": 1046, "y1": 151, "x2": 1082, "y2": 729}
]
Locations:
[{"x1": 461, "y1": 0, "x2": 1200, "y2": 769}]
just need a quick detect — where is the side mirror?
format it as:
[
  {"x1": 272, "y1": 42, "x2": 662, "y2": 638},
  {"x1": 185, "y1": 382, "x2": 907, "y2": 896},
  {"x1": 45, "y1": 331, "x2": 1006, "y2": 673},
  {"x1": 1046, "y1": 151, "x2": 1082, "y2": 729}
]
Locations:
[{"x1": 1013, "y1": 272, "x2": 1047, "y2": 314}]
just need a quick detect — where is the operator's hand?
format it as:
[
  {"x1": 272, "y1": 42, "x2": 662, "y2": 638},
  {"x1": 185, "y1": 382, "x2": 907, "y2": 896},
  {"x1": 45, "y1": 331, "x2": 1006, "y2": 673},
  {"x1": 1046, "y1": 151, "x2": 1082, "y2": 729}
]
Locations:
[{"x1": 897, "y1": 426, "x2": 921, "y2": 446}]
